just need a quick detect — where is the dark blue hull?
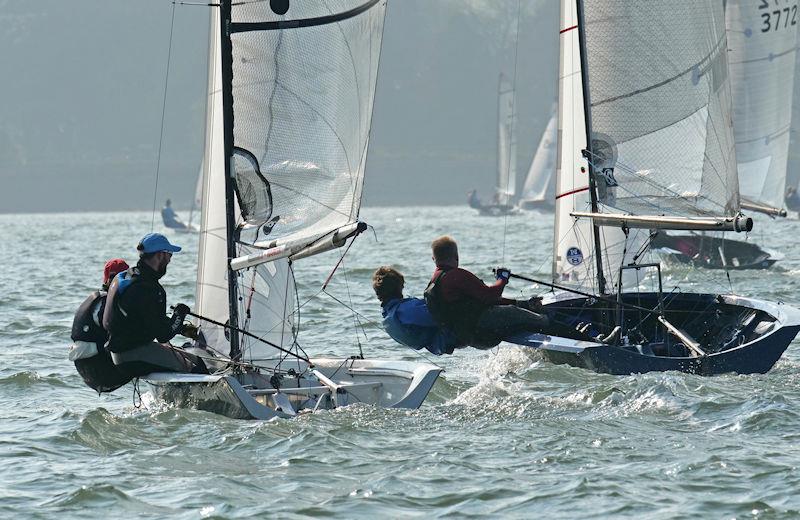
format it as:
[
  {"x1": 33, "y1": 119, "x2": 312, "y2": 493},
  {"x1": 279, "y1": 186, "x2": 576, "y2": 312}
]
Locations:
[
  {"x1": 510, "y1": 292, "x2": 800, "y2": 376},
  {"x1": 651, "y1": 233, "x2": 777, "y2": 270}
]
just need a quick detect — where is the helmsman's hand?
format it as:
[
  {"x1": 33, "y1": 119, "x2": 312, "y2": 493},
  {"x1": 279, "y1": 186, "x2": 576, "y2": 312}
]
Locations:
[
  {"x1": 495, "y1": 267, "x2": 512, "y2": 284},
  {"x1": 173, "y1": 303, "x2": 191, "y2": 318},
  {"x1": 181, "y1": 322, "x2": 200, "y2": 340}
]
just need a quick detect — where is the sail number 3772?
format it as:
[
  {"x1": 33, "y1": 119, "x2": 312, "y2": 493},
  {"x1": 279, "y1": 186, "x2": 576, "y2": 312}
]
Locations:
[{"x1": 759, "y1": 1, "x2": 798, "y2": 33}]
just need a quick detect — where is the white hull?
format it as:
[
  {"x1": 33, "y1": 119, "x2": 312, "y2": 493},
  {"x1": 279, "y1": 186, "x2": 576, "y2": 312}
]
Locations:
[{"x1": 144, "y1": 358, "x2": 442, "y2": 420}]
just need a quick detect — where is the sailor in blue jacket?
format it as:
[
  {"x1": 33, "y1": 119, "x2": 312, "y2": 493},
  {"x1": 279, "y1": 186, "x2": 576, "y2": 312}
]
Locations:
[{"x1": 373, "y1": 266, "x2": 459, "y2": 355}]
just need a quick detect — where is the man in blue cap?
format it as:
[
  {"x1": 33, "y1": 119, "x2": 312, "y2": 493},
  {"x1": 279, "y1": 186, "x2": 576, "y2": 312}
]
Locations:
[{"x1": 103, "y1": 233, "x2": 206, "y2": 378}]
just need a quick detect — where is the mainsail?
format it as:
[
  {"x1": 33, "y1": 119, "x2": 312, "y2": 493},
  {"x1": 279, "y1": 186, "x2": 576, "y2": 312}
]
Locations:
[
  {"x1": 726, "y1": 0, "x2": 799, "y2": 215},
  {"x1": 553, "y1": 0, "x2": 739, "y2": 292},
  {"x1": 496, "y1": 73, "x2": 517, "y2": 206},
  {"x1": 520, "y1": 106, "x2": 556, "y2": 207},
  {"x1": 197, "y1": 1, "x2": 386, "y2": 361}
]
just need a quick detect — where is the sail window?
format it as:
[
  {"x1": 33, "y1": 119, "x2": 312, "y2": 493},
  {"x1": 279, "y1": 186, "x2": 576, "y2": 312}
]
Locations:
[{"x1": 233, "y1": 146, "x2": 274, "y2": 226}]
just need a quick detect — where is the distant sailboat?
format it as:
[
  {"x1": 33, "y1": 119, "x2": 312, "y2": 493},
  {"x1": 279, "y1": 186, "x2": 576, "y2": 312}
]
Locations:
[
  {"x1": 469, "y1": 73, "x2": 520, "y2": 216},
  {"x1": 144, "y1": 0, "x2": 441, "y2": 419},
  {"x1": 162, "y1": 172, "x2": 202, "y2": 235},
  {"x1": 652, "y1": 0, "x2": 798, "y2": 269},
  {"x1": 518, "y1": 105, "x2": 556, "y2": 211},
  {"x1": 184, "y1": 165, "x2": 203, "y2": 233}
]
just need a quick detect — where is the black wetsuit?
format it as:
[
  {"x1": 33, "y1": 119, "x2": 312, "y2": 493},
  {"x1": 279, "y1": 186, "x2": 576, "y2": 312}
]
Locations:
[
  {"x1": 105, "y1": 261, "x2": 206, "y2": 377},
  {"x1": 70, "y1": 291, "x2": 132, "y2": 393}
]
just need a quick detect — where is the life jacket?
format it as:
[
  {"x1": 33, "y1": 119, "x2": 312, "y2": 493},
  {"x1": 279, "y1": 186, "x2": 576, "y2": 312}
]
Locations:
[
  {"x1": 424, "y1": 268, "x2": 488, "y2": 344},
  {"x1": 106, "y1": 264, "x2": 181, "y2": 353},
  {"x1": 382, "y1": 299, "x2": 436, "y2": 349},
  {"x1": 70, "y1": 291, "x2": 106, "y2": 345},
  {"x1": 70, "y1": 290, "x2": 132, "y2": 393}
]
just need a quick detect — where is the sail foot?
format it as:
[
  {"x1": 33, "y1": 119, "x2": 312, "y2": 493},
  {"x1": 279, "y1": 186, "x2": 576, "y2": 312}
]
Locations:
[{"x1": 571, "y1": 212, "x2": 753, "y2": 233}]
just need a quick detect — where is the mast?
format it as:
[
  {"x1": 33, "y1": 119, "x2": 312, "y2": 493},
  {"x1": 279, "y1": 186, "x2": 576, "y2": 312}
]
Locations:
[
  {"x1": 219, "y1": 0, "x2": 241, "y2": 360},
  {"x1": 575, "y1": 0, "x2": 606, "y2": 295}
]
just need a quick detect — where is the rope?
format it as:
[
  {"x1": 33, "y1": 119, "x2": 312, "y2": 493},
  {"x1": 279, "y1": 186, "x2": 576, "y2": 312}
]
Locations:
[
  {"x1": 150, "y1": 2, "x2": 177, "y2": 231},
  {"x1": 132, "y1": 378, "x2": 143, "y2": 409},
  {"x1": 185, "y1": 309, "x2": 312, "y2": 364}
]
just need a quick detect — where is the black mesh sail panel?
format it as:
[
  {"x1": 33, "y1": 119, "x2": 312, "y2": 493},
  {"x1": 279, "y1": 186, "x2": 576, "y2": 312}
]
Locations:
[
  {"x1": 582, "y1": 0, "x2": 739, "y2": 218},
  {"x1": 230, "y1": 0, "x2": 385, "y2": 244},
  {"x1": 233, "y1": 147, "x2": 273, "y2": 226}
]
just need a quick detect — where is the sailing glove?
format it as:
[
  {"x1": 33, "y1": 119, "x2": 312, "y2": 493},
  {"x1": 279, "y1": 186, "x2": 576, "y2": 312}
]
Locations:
[
  {"x1": 495, "y1": 267, "x2": 512, "y2": 282},
  {"x1": 173, "y1": 303, "x2": 191, "y2": 318},
  {"x1": 181, "y1": 323, "x2": 200, "y2": 340}
]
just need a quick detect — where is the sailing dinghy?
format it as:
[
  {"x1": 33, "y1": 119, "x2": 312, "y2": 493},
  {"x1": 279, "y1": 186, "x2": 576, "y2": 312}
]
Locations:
[
  {"x1": 653, "y1": 0, "x2": 798, "y2": 270},
  {"x1": 469, "y1": 74, "x2": 521, "y2": 216},
  {"x1": 518, "y1": 106, "x2": 556, "y2": 212},
  {"x1": 507, "y1": 0, "x2": 800, "y2": 375},
  {"x1": 170, "y1": 167, "x2": 202, "y2": 235},
  {"x1": 143, "y1": 0, "x2": 441, "y2": 419}
]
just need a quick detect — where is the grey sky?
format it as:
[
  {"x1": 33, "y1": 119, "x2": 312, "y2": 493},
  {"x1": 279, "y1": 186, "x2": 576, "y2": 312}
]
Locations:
[
  {"x1": 1, "y1": 1, "x2": 798, "y2": 213},
  {"x1": 0, "y1": 0, "x2": 557, "y2": 213}
]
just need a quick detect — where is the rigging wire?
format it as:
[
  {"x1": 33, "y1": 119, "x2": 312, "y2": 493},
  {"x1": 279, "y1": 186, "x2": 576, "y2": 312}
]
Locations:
[
  {"x1": 338, "y1": 257, "x2": 367, "y2": 359},
  {"x1": 501, "y1": 0, "x2": 523, "y2": 264},
  {"x1": 150, "y1": 1, "x2": 178, "y2": 231}
]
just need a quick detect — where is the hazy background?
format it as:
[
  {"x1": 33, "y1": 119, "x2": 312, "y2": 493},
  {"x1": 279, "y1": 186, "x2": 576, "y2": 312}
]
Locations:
[{"x1": 0, "y1": 0, "x2": 798, "y2": 213}]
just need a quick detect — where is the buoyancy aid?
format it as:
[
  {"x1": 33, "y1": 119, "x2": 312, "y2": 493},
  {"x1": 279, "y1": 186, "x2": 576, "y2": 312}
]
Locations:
[
  {"x1": 106, "y1": 263, "x2": 184, "y2": 353},
  {"x1": 424, "y1": 268, "x2": 488, "y2": 344},
  {"x1": 70, "y1": 291, "x2": 106, "y2": 346},
  {"x1": 381, "y1": 300, "x2": 436, "y2": 349},
  {"x1": 69, "y1": 290, "x2": 132, "y2": 393}
]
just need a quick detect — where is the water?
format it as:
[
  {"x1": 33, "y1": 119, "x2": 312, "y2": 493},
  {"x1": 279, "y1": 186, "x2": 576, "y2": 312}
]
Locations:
[{"x1": 2, "y1": 207, "x2": 800, "y2": 519}]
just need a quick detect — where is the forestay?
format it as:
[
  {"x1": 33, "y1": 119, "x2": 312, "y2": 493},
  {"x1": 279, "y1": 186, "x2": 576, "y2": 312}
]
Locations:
[
  {"x1": 196, "y1": 1, "x2": 386, "y2": 361},
  {"x1": 496, "y1": 73, "x2": 517, "y2": 206},
  {"x1": 727, "y1": 0, "x2": 799, "y2": 214}
]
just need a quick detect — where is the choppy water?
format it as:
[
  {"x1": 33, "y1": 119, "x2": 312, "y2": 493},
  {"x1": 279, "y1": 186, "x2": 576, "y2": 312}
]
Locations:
[{"x1": 3, "y1": 207, "x2": 800, "y2": 518}]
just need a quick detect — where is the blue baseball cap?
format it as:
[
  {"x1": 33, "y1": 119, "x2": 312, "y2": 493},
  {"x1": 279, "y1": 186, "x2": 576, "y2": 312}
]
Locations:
[{"x1": 137, "y1": 233, "x2": 182, "y2": 254}]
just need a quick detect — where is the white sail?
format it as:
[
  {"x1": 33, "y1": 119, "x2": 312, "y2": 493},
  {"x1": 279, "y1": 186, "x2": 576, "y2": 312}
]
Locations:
[
  {"x1": 726, "y1": 0, "x2": 799, "y2": 213},
  {"x1": 520, "y1": 106, "x2": 556, "y2": 207},
  {"x1": 195, "y1": 8, "x2": 297, "y2": 361},
  {"x1": 229, "y1": 1, "x2": 384, "y2": 261},
  {"x1": 219, "y1": 1, "x2": 386, "y2": 361},
  {"x1": 553, "y1": 0, "x2": 632, "y2": 293},
  {"x1": 583, "y1": 1, "x2": 738, "y2": 220},
  {"x1": 552, "y1": 0, "x2": 739, "y2": 293},
  {"x1": 196, "y1": 7, "x2": 234, "y2": 355},
  {"x1": 496, "y1": 73, "x2": 517, "y2": 205}
]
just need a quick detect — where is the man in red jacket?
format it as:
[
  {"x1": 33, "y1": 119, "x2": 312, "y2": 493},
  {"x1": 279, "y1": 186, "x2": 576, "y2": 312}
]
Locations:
[{"x1": 424, "y1": 235, "x2": 549, "y2": 349}]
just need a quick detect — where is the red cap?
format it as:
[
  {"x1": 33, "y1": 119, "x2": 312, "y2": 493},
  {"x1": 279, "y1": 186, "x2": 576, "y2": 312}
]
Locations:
[{"x1": 103, "y1": 258, "x2": 130, "y2": 285}]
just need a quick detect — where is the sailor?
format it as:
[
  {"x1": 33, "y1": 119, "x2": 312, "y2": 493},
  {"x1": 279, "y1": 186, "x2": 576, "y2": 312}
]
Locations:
[
  {"x1": 786, "y1": 186, "x2": 800, "y2": 212},
  {"x1": 467, "y1": 189, "x2": 482, "y2": 210},
  {"x1": 161, "y1": 199, "x2": 187, "y2": 230},
  {"x1": 372, "y1": 266, "x2": 460, "y2": 355},
  {"x1": 69, "y1": 259, "x2": 133, "y2": 393},
  {"x1": 424, "y1": 235, "x2": 556, "y2": 349},
  {"x1": 103, "y1": 233, "x2": 206, "y2": 378}
]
